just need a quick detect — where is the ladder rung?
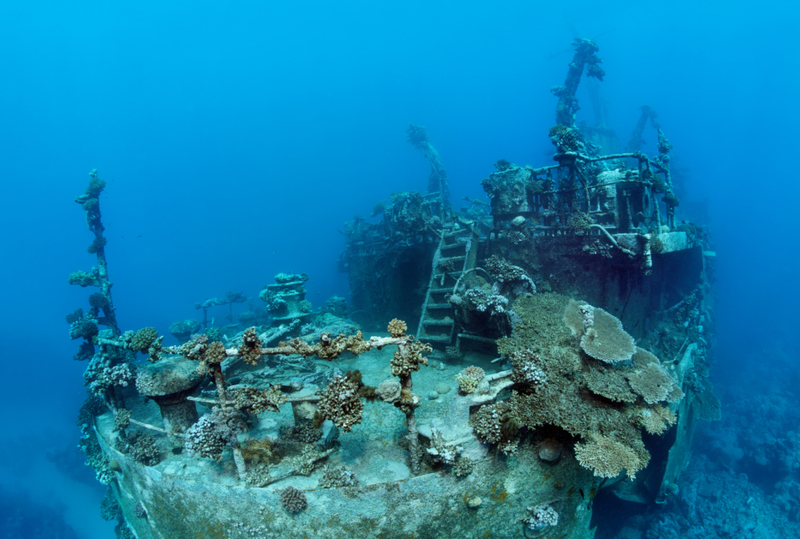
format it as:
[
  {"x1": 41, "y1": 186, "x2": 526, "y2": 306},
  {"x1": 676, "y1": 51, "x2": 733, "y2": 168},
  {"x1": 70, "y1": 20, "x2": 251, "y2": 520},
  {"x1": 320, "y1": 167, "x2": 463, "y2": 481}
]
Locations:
[
  {"x1": 423, "y1": 320, "x2": 454, "y2": 327},
  {"x1": 418, "y1": 335, "x2": 452, "y2": 343},
  {"x1": 430, "y1": 288, "x2": 453, "y2": 294},
  {"x1": 426, "y1": 303, "x2": 452, "y2": 310}
]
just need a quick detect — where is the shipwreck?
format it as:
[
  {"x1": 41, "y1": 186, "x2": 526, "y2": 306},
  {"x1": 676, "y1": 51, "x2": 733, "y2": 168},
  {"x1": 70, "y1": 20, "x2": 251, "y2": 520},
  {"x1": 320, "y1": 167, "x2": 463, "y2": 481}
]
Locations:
[{"x1": 70, "y1": 38, "x2": 718, "y2": 539}]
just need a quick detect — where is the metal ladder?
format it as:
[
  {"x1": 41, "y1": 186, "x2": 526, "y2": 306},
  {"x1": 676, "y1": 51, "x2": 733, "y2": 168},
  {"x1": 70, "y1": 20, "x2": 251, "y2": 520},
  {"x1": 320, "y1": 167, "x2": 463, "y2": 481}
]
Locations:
[{"x1": 416, "y1": 226, "x2": 478, "y2": 345}]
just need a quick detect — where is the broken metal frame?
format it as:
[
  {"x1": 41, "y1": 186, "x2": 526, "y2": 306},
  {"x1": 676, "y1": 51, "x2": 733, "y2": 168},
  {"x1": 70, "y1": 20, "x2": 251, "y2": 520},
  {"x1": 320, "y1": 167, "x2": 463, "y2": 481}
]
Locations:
[{"x1": 498, "y1": 151, "x2": 676, "y2": 233}]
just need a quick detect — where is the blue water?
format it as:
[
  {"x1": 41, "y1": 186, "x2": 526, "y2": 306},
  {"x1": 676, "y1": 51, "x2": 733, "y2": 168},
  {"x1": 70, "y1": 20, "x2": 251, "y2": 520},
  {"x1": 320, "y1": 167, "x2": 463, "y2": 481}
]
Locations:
[{"x1": 1, "y1": 1, "x2": 798, "y2": 537}]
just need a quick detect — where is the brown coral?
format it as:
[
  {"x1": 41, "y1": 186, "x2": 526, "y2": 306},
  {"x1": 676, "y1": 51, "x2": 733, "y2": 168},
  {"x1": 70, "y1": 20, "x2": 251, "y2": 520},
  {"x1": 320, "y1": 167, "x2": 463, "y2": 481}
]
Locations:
[
  {"x1": 315, "y1": 331, "x2": 372, "y2": 360},
  {"x1": 455, "y1": 366, "x2": 485, "y2": 394},
  {"x1": 280, "y1": 486, "x2": 307, "y2": 514},
  {"x1": 471, "y1": 401, "x2": 520, "y2": 454},
  {"x1": 239, "y1": 327, "x2": 262, "y2": 366},
  {"x1": 230, "y1": 385, "x2": 287, "y2": 415},
  {"x1": 193, "y1": 340, "x2": 227, "y2": 376},
  {"x1": 390, "y1": 340, "x2": 431, "y2": 378},
  {"x1": 387, "y1": 318, "x2": 407, "y2": 338},
  {"x1": 318, "y1": 375, "x2": 363, "y2": 433}
]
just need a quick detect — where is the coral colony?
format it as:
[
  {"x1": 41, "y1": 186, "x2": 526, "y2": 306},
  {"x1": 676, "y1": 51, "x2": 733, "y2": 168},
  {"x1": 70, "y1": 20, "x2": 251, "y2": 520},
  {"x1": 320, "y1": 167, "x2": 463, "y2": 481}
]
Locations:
[{"x1": 70, "y1": 39, "x2": 717, "y2": 538}]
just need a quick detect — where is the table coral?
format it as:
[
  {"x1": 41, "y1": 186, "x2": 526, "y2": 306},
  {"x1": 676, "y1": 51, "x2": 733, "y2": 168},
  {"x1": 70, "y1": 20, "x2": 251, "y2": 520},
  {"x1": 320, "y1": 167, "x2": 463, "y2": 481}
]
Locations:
[{"x1": 574, "y1": 433, "x2": 648, "y2": 479}]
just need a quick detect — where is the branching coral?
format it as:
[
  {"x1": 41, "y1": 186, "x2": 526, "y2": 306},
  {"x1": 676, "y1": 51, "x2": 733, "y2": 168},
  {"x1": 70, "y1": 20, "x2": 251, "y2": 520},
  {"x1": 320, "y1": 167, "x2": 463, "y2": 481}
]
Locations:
[
  {"x1": 163, "y1": 319, "x2": 430, "y2": 472},
  {"x1": 387, "y1": 318, "x2": 407, "y2": 338},
  {"x1": 471, "y1": 401, "x2": 520, "y2": 454},
  {"x1": 510, "y1": 350, "x2": 547, "y2": 385},
  {"x1": 426, "y1": 428, "x2": 463, "y2": 465},
  {"x1": 126, "y1": 432, "x2": 160, "y2": 466},
  {"x1": 523, "y1": 504, "x2": 559, "y2": 534},
  {"x1": 114, "y1": 409, "x2": 131, "y2": 432},
  {"x1": 85, "y1": 356, "x2": 135, "y2": 398},
  {"x1": 566, "y1": 211, "x2": 594, "y2": 233},
  {"x1": 185, "y1": 406, "x2": 247, "y2": 461},
  {"x1": 279, "y1": 486, "x2": 308, "y2": 514},
  {"x1": 390, "y1": 339, "x2": 431, "y2": 379},
  {"x1": 483, "y1": 255, "x2": 536, "y2": 299},
  {"x1": 455, "y1": 366, "x2": 485, "y2": 394},
  {"x1": 549, "y1": 124, "x2": 584, "y2": 153},
  {"x1": 464, "y1": 287, "x2": 509, "y2": 316},
  {"x1": 129, "y1": 326, "x2": 163, "y2": 362}
]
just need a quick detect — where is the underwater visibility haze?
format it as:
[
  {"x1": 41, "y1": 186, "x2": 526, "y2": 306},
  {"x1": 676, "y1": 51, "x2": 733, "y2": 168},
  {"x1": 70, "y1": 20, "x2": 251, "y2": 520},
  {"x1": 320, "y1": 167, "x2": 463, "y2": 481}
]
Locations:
[{"x1": 0, "y1": 1, "x2": 799, "y2": 538}]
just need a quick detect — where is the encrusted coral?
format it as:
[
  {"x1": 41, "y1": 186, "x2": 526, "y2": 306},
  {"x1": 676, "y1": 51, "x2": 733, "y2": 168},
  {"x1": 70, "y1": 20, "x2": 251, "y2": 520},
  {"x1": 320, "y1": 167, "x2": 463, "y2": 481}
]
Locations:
[
  {"x1": 452, "y1": 456, "x2": 474, "y2": 478},
  {"x1": 239, "y1": 327, "x2": 262, "y2": 366},
  {"x1": 131, "y1": 327, "x2": 158, "y2": 353},
  {"x1": 523, "y1": 504, "x2": 559, "y2": 532},
  {"x1": 318, "y1": 375, "x2": 363, "y2": 432},
  {"x1": 185, "y1": 406, "x2": 246, "y2": 461},
  {"x1": 279, "y1": 486, "x2": 308, "y2": 514},
  {"x1": 510, "y1": 350, "x2": 546, "y2": 385},
  {"x1": 426, "y1": 428, "x2": 462, "y2": 465},
  {"x1": 230, "y1": 385, "x2": 287, "y2": 415},
  {"x1": 376, "y1": 378, "x2": 402, "y2": 403},
  {"x1": 390, "y1": 340, "x2": 431, "y2": 378},
  {"x1": 319, "y1": 465, "x2": 358, "y2": 488},
  {"x1": 455, "y1": 366, "x2": 486, "y2": 394},
  {"x1": 471, "y1": 401, "x2": 520, "y2": 454},
  {"x1": 127, "y1": 432, "x2": 160, "y2": 466}
]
